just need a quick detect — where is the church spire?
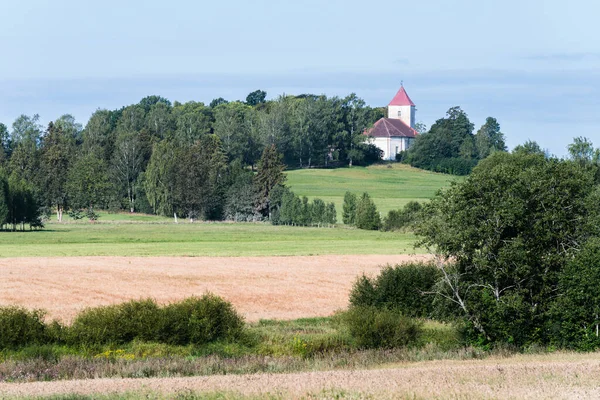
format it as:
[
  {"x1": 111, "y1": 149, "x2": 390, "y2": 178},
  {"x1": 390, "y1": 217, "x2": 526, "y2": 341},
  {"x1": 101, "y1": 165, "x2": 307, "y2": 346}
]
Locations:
[{"x1": 388, "y1": 85, "x2": 415, "y2": 107}]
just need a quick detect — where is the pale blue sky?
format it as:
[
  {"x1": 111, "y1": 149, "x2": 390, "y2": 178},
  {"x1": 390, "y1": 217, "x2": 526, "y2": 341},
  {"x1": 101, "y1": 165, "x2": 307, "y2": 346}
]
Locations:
[{"x1": 1, "y1": 0, "x2": 599, "y2": 155}]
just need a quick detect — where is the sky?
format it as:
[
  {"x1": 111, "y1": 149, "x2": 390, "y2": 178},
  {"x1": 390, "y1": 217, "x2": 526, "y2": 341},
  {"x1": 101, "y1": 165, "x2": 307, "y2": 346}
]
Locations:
[{"x1": 1, "y1": 0, "x2": 599, "y2": 156}]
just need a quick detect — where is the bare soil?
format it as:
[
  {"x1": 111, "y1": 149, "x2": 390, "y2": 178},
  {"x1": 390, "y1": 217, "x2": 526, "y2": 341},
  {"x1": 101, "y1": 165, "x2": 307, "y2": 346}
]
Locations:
[
  {"x1": 1, "y1": 353, "x2": 600, "y2": 399},
  {"x1": 0, "y1": 255, "x2": 429, "y2": 323}
]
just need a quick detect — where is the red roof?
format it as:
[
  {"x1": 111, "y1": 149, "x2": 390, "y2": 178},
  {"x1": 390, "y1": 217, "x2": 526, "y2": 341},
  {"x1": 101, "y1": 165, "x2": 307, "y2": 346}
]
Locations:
[
  {"x1": 388, "y1": 86, "x2": 415, "y2": 106},
  {"x1": 364, "y1": 118, "x2": 418, "y2": 138}
]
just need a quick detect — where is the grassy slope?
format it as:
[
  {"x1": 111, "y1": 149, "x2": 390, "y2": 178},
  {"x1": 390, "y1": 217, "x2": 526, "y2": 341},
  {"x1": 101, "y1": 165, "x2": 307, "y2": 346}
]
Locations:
[
  {"x1": 286, "y1": 163, "x2": 458, "y2": 220},
  {"x1": 0, "y1": 164, "x2": 455, "y2": 257},
  {"x1": 0, "y1": 223, "x2": 419, "y2": 257}
]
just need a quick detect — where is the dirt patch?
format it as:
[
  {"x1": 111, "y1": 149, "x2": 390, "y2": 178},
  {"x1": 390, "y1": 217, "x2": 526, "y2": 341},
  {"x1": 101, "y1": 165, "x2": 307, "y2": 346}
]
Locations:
[
  {"x1": 1, "y1": 354, "x2": 600, "y2": 398},
  {"x1": 0, "y1": 255, "x2": 429, "y2": 323}
]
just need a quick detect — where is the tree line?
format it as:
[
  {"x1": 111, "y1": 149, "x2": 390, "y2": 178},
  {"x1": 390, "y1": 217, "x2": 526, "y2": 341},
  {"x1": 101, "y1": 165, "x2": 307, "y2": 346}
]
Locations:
[
  {"x1": 348, "y1": 137, "x2": 600, "y2": 350},
  {"x1": 400, "y1": 107, "x2": 507, "y2": 175},
  {"x1": 0, "y1": 91, "x2": 383, "y2": 227}
]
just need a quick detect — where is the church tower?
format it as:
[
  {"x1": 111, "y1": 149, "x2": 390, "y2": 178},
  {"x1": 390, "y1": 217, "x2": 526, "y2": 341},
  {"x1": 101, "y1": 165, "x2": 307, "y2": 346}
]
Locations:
[{"x1": 388, "y1": 85, "x2": 416, "y2": 128}]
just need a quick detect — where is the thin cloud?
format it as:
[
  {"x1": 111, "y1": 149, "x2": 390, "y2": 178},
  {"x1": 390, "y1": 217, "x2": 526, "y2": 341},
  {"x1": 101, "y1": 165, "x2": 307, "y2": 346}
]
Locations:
[{"x1": 523, "y1": 52, "x2": 600, "y2": 62}]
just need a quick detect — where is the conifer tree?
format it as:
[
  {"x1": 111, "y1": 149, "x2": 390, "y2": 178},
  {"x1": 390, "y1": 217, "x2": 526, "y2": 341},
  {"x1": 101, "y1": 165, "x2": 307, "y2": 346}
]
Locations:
[
  {"x1": 342, "y1": 191, "x2": 357, "y2": 225},
  {"x1": 355, "y1": 192, "x2": 381, "y2": 230},
  {"x1": 254, "y1": 144, "x2": 286, "y2": 219}
]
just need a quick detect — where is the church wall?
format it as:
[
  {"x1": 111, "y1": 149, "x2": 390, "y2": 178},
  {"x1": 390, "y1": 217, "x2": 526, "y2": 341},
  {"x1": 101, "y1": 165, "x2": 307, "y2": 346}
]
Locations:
[
  {"x1": 370, "y1": 137, "x2": 411, "y2": 161},
  {"x1": 387, "y1": 105, "x2": 414, "y2": 127}
]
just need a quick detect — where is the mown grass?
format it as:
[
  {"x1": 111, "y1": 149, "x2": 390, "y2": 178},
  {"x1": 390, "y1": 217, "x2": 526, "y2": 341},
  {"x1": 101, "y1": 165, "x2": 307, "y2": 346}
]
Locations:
[
  {"x1": 286, "y1": 164, "x2": 458, "y2": 220},
  {"x1": 0, "y1": 223, "x2": 419, "y2": 257}
]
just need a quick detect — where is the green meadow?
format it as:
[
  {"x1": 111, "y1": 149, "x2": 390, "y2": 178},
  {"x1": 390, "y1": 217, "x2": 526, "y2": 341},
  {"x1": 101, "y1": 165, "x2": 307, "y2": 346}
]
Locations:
[
  {"x1": 0, "y1": 222, "x2": 419, "y2": 257},
  {"x1": 286, "y1": 163, "x2": 458, "y2": 220},
  {"x1": 0, "y1": 164, "x2": 456, "y2": 258}
]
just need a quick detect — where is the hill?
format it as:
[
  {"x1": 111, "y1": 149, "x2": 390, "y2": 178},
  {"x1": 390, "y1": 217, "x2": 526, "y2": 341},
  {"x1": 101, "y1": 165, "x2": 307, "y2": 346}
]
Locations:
[{"x1": 286, "y1": 163, "x2": 459, "y2": 221}]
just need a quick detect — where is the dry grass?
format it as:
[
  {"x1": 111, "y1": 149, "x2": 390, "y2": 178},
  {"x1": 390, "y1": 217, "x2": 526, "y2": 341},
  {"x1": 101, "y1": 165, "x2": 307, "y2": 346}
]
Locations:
[
  {"x1": 0, "y1": 255, "x2": 429, "y2": 323},
  {"x1": 2, "y1": 352, "x2": 600, "y2": 399}
]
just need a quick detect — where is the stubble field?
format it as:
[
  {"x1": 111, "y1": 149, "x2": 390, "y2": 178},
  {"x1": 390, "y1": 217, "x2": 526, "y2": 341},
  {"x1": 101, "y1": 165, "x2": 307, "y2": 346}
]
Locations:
[
  {"x1": 2, "y1": 353, "x2": 600, "y2": 399},
  {"x1": 0, "y1": 254, "x2": 428, "y2": 323}
]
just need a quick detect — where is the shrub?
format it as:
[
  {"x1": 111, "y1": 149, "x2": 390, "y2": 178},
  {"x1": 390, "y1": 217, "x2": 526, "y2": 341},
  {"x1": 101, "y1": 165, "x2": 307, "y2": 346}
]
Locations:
[
  {"x1": 159, "y1": 294, "x2": 245, "y2": 345},
  {"x1": 382, "y1": 201, "x2": 423, "y2": 231},
  {"x1": 349, "y1": 262, "x2": 440, "y2": 318},
  {"x1": 0, "y1": 306, "x2": 48, "y2": 349},
  {"x1": 342, "y1": 306, "x2": 422, "y2": 349},
  {"x1": 67, "y1": 299, "x2": 162, "y2": 345}
]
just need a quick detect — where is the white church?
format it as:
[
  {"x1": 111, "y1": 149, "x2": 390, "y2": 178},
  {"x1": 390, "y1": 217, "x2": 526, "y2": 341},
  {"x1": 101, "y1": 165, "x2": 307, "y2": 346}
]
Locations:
[{"x1": 365, "y1": 85, "x2": 418, "y2": 161}]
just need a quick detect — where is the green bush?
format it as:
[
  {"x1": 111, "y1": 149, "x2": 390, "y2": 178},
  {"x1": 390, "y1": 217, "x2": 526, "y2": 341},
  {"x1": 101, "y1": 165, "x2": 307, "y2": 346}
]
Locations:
[
  {"x1": 0, "y1": 306, "x2": 48, "y2": 349},
  {"x1": 159, "y1": 294, "x2": 245, "y2": 345},
  {"x1": 342, "y1": 306, "x2": 422, "y2": 349},
  {"x1": 349, "y1": 262, "x2": 440, "y2": 318},
  {"x1": 67, "y1": 299, "x2": 162, "y2": 345},
  {"x1": 382, "y1": 201, "x2": 423, "y2": 231}
]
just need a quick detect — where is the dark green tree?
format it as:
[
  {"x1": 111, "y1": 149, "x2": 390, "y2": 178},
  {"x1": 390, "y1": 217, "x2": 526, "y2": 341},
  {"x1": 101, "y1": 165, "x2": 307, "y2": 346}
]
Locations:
[
  {"x1": 0, "y1": 123, "x2": 10, "y2": 162},
  {"x1": 475, "y1": 117, "x2": 506, "y2": 159},
  {"x1": 144, "y1": 140, "x2": 178, "y2": 216},
  {"x1": 355, "y1": 192, "x2": 381, "y2": 230},
  {"x1": 245, "y1": 90, "x2": 267, "y2": 106},
  {"x1": 173, "y1": 135, "x2": 227, "y2": 221},
  {"x1": 550, "y1": 238, "x2": 600, "y2": 350},
  {"x1": 210, "y1": 97, "x2": 229, "y2": 108},
  {"x1": 67, "y1": 153, "x2": 111, "y2": 219},
  {"x1": 254, "y1": 144, "x2": 286, "y2": 218},
  {"x1": 0, "y1": 170, "x2": 9, "y2": 228},
  {"x1": 406, "y1": 107, "x2": 476, "y2": 174},
  {"x1": 111, "y1": 132, "x2": 144, "y2": 213},
  {"x1": 342, "y1": 191, "x2": 357, "y2": 225},
  {"x1": 416, "y1": 152, "x2": 600, "y2": 346},
  {"x1": 39, "y1": 121, "x2": 76, "y2": 222}
]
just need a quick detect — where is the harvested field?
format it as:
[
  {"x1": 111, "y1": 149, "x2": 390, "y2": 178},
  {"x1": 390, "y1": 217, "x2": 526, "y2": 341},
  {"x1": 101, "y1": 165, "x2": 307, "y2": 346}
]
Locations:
[
  {"x1": 0, "y1": 255, "x2": 429, "y2": 323},
  {"x1": 2, "y1": 353, "x2": 600, "y2": 399}
]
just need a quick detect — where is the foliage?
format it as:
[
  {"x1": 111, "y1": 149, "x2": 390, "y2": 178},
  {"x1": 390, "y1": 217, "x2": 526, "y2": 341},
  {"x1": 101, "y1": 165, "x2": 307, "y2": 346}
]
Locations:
[
  {"x1": 0, "y1": 306, "x2": 48, "y2": 349},
  {"x1": 550, "y1": 239, "x2": 600, "y2": 350},
  {"x1": 172, "y1": 135, "x2": 227, "y2": 221},
  {"x1": 66, "y1": 153, "x2": 111, "y2": 216},
  {"x1": 342, "y1": 306, "x2": 422, "y2": 349},
  {"x1": 382, "y1": 201, "x2": 423, "y2": 231},
  {"x1": 475, "y1": 117, "x2": 506, "y2": 159},
  {"x1": 405, "y1": 107, "x2": 506, "y2": 175},
  {"x1": 342, "y1": 191, "x2": 357, "y2": 225},
  {"x1": 568, "y1": 136, "x2": 600, "y2": 166},
  {"x1": 224, "y1": 168, "x2": 258, "y2": 222},
  {"x1": 6, "y1": 171, "x2": 40, "y2": 230},
  {"x1": 39, "y1": 121, "x2": 75, "y2": 222},
  {"x1": 67, "y1": 299, "x2": 162, "y2": 345},
  {"x1": 254, "y1": 145, "x2": 286, "y2": 218},
  {"x1": 349, "y1": 262, "x2": 440, "y2": 318},
  {"x1": 274, "y1": 189, "x2": 336, "y2": 227},
  {"x1": 416, "y1": 152, "x2": 600, "y2": 347},
  {"x1": 66, "y1": 295, "x2": 245, "y2": 347},
  {"x1": 246, "y1": 89, "x2": 267, "y2": 106},
  {"x1": 159, "y1": 294, "x2": 245, "y2": 345},
  {"x1": 355, "y1": 192, "x2": 380, "y2": 230}
]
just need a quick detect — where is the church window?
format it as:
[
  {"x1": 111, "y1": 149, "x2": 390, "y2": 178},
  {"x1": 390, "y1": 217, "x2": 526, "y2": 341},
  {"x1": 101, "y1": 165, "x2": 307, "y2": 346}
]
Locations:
[
  {"x1": 397, "y1": 110, "x2": 402, "y2": 117},
  {"x1": 395, "y1": 146, "x2": 399, "y2": 154}
]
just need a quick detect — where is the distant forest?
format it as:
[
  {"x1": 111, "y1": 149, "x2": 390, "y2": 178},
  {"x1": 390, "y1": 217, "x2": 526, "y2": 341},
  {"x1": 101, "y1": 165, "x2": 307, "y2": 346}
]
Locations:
[{"x1": 0, "y1": 90, "x2": 506, "y2": 228}]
